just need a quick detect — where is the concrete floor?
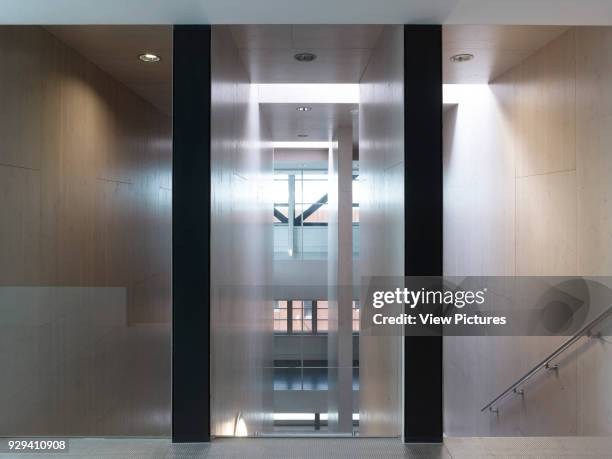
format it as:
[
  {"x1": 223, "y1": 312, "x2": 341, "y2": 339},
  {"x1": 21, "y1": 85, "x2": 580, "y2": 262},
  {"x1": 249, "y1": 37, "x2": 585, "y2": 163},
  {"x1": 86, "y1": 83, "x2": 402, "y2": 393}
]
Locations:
[{"x1": 0, "y1": 437, "x2": 611, "y2": 458}]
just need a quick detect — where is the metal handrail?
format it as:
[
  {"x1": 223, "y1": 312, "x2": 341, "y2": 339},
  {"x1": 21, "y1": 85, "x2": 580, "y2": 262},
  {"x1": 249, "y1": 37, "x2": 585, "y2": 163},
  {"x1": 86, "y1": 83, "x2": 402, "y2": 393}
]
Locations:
[{"x1": 481, "y1": 305, "x2": 612, "y2": 413}]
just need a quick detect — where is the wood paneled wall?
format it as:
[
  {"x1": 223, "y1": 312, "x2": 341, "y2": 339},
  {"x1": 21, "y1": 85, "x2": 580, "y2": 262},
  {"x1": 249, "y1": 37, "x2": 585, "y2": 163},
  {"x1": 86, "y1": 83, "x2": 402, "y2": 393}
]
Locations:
[
  {"x1": 0, "y1": 26, "x2": 171, "y2": 436},
  {"x1": 443, "y1": 27, "x2": 612, "y2": 436},
  {"x1": 0, "y1": 26, "x2": 171, "y2": 317}
]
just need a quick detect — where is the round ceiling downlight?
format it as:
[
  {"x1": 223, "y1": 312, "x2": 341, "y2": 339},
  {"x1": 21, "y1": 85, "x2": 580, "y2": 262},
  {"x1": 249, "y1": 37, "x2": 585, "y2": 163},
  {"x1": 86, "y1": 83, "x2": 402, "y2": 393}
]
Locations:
[
  {"x1": 296, "y1": 106, "x2": 312, "y2": 112},
  {"x1": 450, "y1": 53, "x2": 474, "y2": 63},
  {"x1": 294, "y1": 52, "x2": 317, "y2": 62},
  {"x1": 139, "y1": 53, "x2": 161, "y2": 63}
]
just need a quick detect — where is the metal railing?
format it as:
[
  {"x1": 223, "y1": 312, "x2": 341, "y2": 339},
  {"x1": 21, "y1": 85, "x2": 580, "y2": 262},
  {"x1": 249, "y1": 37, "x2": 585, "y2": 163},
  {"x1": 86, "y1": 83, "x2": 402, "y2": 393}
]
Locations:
[{"x1": 482, "y1": 306, "x2": 612, "y2": 413}]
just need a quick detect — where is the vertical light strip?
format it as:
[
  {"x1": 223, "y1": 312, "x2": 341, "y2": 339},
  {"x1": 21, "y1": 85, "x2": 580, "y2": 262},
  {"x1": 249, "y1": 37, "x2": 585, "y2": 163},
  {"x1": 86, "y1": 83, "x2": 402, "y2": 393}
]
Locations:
[{"x1": 288, "y1": 174, "x2": 295, "y2": 257}]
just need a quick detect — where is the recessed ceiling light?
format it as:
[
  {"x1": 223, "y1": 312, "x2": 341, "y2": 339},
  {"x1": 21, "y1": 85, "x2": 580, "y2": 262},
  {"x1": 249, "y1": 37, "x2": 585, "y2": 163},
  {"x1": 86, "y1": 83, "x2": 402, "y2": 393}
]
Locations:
[
  {"x1": 349, "y1": 108, "x2": 359, "y2": 115},
  {"x1": 139, "y1": 53, "x2": 161, "y2": 63},
  {"x1": 294, "y1": 52, "x2": 317, "y2": 63},
  {"x1": 297, "y1": 134, "x2": 309, "y2": 138},
  {"x1": 296, "y1": 106, "x2": 312, "y2": 112},
  {"x1": 450, "y1": 53, "x2": 474, "y2": 63}
]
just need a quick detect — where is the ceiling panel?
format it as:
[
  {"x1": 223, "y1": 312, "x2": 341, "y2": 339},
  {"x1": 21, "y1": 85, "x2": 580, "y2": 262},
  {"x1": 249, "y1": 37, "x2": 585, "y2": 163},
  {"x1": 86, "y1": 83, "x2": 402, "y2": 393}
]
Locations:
[
  {"x1": 239, "y1": 48, "x2": 372, "y2": 83},
  {"x1": 291, "y1": 25, "x2": 382, "y2": 49},
  {"x1": 230, "y1": 25, "x2": 292, "y2": 48},
  {"x1": 443, "y1": 25, "x2": 569, "y2": 83},
  {"x1": 261, "y1": 103, "x2": 357, "y2": 141},
  {"x1": 47, "y1": 25, "x2": 172, "y2": 115},
  {"x1": 231, "y1": 25, "x2": 382, "y2": 83}
]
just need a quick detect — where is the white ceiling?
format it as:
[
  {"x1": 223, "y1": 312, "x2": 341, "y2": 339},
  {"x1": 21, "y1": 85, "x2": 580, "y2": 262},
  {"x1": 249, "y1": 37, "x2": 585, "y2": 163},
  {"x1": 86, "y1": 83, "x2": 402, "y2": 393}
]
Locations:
[
  {"x1": 261, "y1": 103, "x2": 357, "y2": 142},
  {"x1": 231, "y1": 25, "x2": 382, "y2": 83},
  {"x1": 3, "y1": 0, "x2": 612, "y2": 25}
]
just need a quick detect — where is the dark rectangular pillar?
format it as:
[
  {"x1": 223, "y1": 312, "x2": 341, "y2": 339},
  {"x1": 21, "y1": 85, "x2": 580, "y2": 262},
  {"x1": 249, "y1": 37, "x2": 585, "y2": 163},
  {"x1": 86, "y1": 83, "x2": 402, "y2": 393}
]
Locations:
[
  {"x1": 403, "y1": 24, "x2": 443, "y2": 443},
  {"x1": 172, "y1": 24, "x2": 212, "y2": 443}
]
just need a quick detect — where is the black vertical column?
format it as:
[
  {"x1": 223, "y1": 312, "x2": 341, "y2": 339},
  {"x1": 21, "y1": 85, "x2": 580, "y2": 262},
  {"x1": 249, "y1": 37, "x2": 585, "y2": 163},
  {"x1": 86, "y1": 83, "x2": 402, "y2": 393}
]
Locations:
[
  {"x1": 172, "y1": 25, "x2": 212, "y2": 443},
  {"x1": 403, "y1": 25, "x2": 443, "y2": 443}
]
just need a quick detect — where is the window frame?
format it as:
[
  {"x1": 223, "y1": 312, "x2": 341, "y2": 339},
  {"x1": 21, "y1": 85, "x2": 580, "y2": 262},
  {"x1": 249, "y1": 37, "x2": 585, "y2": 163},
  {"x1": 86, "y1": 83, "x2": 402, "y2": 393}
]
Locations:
[{"x1": 273, "y1": 299, "x2": 360, "y2": 335}]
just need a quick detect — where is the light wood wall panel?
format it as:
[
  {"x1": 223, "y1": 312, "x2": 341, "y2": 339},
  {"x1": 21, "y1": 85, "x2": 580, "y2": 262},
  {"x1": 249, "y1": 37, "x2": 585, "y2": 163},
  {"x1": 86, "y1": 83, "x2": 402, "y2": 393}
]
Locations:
[
  {"x1": 442, "y1": 78, "x2": 519, "y2": 436},
  {"x1": 576, "y1": 27, "x2": 612, "y2": 277},
  {"x1": 516, "y1": 30, "x2": 576, "y2": 178},
  {"x1": 516, "y1": 171, "x2": 577, "y2": 276},
  {"x1": 0, "y1": 26, "x2": 171, "y2": 436},
  {"x1": 575, "y1": 26, "x2": 612, "y2": 436},
  {"x1": 444, "y1": 26, "x2": 612, "y2": 437},
  {"x1": 0, "y1": 28, "x2": 43, "y2": 171},
  {"x1": 0, "y1": 167, "x2": 41, "y2": 285}
]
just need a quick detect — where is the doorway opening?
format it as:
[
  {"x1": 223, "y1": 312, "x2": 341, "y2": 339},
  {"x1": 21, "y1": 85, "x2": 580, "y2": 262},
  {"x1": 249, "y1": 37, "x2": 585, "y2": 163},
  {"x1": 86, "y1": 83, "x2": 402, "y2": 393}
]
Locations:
[{"x1": 208, "y1": 24, "x2": 405, "y2": 438}]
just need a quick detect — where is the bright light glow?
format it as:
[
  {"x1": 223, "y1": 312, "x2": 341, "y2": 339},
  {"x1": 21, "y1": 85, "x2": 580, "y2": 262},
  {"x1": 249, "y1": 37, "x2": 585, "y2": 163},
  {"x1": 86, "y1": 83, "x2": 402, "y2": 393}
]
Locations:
[
  {"x1": 442, "y1": 84, "x2": 463, "y2": 105},
  {"x1": 443, "y1": 84, "x2": 490, "y2": 106},
  {"x1": 234, "y1": 413, "x2": 248, "y2": 437},
  {"x1": 272, "y1": 141, "x2": 336, "y2": 149},
  {"x1": 138, "y1": 53, "x2": 160, "y2": 63},
  {"x1": 257, "y1": 84, "x2": 359, "y2": 104}
]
